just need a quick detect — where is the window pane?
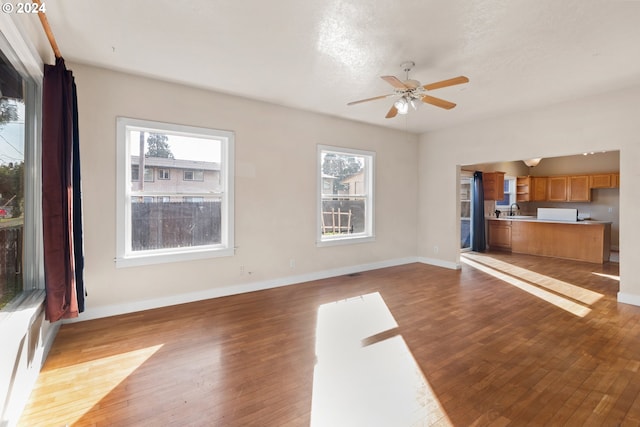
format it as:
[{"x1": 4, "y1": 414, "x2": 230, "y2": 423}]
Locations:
[
  {"x1": 319, "y1": 147, "x2": 373, "y2": 242},
  {"x1": 143, "y1": 166, "x2": 153, "y2": 182},
  {"x1": 0, "y1": 52, "x2": 24, "y2": 309},
  {"x1": 121, "y1": 120, "x2": 230, "y2": 259},
  {"x1": 131, "y1": 197, "x2": 222, "y2": 251}
]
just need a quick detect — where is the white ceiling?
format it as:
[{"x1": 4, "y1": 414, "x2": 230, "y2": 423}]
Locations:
[{"x1": 43, "y1": 0, "x2": 640, "y2": 134}]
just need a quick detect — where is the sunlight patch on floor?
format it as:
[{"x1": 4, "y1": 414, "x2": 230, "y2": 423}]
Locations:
[
  {"x1": 461, "y1": 256, "x2": 592, "y2": 317},
  {"x1": 592, "y1": 272, "x2": 620, "y2": 281},
  {"x1": 21, "y1": 344, "x2": 163, "y2": 426},
  {"x1": 311, "y1": 292, "x2": 451, "y2": 427},
  {"x1": 463, "y1": 253, "x2": 604, "y2": 306}
]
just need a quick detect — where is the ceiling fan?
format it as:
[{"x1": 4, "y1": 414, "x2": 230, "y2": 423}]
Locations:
[{"x1": 347, "y1": 61, "x2": 469, "y2": 118}]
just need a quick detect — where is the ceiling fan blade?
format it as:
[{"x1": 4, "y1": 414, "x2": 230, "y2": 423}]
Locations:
[
  {"x1": 421, "y1": 94, "x2": 457, "y2": 110},
  {"x1": 381, "y1": 75, "x2": 408, "y2": 90},
  {"x1": 347, "y1": 94, "x2": 394, "y2": 106},
  {"x1": 385, "y1": 105, "x2": 398, "y2": 118},
  {"x1": 422, "y1": 76, "x2": 469, "y2": 91}
]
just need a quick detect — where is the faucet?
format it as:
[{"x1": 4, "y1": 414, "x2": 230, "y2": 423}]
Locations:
[{"x1": 509, "y1": 203, "x2": 520, "y2": 216}]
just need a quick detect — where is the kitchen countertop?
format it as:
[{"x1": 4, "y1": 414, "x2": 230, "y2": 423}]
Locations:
[{"x1": 488, "y1": 217, "x2": 612, "y2": 225}]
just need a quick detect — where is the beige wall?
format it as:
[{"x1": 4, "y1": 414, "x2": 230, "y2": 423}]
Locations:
[
  {"x1": 418, "y1": 86, "x2": 640, "y2": 305},
  {"x1": 73, "y1": 63, "x2": 419, "y2": 315}
]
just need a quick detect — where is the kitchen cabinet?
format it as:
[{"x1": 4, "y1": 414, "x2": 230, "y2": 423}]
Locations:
[
  {"x1": 483, "y1": 172, "x2": 505, "y2": 201},
  {"x1": 510, "y1": 220, "x2": 611, "y2": 264},
  {"x1": 512, "y1": 172, "x2": 618, "y2": 203},
  {"x1": 488, "y1": 220, "x2": 512, "y2": 250},
  {"x1": 547, "y1": 176, "x2": 568, "y2": 201},
  {"x1": 531, "y1": 176, "x2": 548, "y2": 201},
  {"x1": 547, "y1": 175, "x2": 591, "y2": 202},
  {"x1": 568, "y1": 175, "x2": 591, "y2": 202},
  {"x1": 516, "y1": 176, "x2": 530, "y2": 202},
  {"x1": 489, "y1": 217, "x2": 611, "y2": 263},
  {"x1": 590, "y1": 173, "x2": 620, "y2": 189}
]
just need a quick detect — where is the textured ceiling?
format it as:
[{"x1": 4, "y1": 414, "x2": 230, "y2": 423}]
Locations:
[{"x1": 42, "y1": 0, "x2": 640, "y2": 134}]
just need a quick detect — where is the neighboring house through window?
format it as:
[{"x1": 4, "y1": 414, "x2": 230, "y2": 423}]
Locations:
[
  {"x1": 317, "y1": 145, "x2": 374, "y2": 246},
  {"x1": 116, "y1": 117, "x2": 234, "y2": 267}
]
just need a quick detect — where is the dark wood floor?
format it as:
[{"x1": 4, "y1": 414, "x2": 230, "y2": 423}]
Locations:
[{"x1": 19, "y1": 251, "x2": 640, "y2": 426}]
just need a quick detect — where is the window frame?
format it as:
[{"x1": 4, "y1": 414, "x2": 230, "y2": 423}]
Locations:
[
  {"x1": 495, "y1": 175, "x2": 516, "y2": 211},
  {"x1": 116, "y1": 117, "x2": 235, "y2": 267},
  {"x1": 158, "y1": 168, "x2": 170, "y2": 180},
  {"x1": 0, "y1": 15, "x2": 45, "y2": 316},
  {"x1": 316, "y1": 145, "x2": 375, "y2": 247},
  {"x1": 143, "y1": 166, "x2": 154, "y2": 182},
  {"x1": 183, "y1": 169, "x2": 204, "y2": 181}
]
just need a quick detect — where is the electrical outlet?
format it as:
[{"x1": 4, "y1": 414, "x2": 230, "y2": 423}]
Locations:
[
  {"x1": 434, "y1": 246, "x2": 439, "y2": 254},
  {"x1": 240, "y1": 265, "x2": 245, "y2": 275},
  {"x1": 289, "y1": 258, "x2": 296, "y2": 269}
]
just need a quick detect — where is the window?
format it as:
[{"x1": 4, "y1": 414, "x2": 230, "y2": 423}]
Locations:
[
  {"x1": 0, "y1": 27, "x2": 43, "y2": 310},
  {"x1": 131, "y1": 165, "x2": 153, "y2": 182},
  {"x1": 496, "y1": 176, "x2": 516, "y2": 209},
  {"x1": 317, "y1": 146, "x2": 374, "y2": 245},
  {"x1": 143, "y1": 166, "x2": 154, "y2": 182},
  {"x1": 116, "y1": 118, "x2": 234, "y2": 267},
  {"x1": 158, "y1": 168, "x2": 170, "y2": 180},
  {"x1": 183, "y1": 169, "x2": 204, "y2": 181}
]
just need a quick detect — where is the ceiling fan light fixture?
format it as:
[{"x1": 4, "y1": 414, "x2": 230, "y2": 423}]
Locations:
[
  {"x1": 523, "y1": 158, "x2": 542, "y2": 167},
  {"x1": 394, "y1": 97, "x2": 409, "y2": 115}
]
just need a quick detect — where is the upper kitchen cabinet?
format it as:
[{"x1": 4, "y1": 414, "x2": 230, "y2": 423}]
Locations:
[
  {"x1": 590, "y1": 173, "x2": 620, "y2": 189},
  {"x1": 568, "y1": 175, "x2": 591, "y2": 202},
  {"x1": 516, "y1": 176, "x2": 531, "y2": 202},
  {"x1": 547, "y1": 175, "x2": 591, "y2": 202},
  {"x1": 531, "y1": 176, "x2": 548, "y2": 201},
  {"x1": 483, "y1": 172, "x2": 505, "y2": 200},
  {"x1": 547, "y1": 176, "x2": 568, "y2": 201}
]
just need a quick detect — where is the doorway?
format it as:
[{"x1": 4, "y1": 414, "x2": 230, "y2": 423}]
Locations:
[{"x1": 460, "y1": 171, "x2": 473, "y2": 251}]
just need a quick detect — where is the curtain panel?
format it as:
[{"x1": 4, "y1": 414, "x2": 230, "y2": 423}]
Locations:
[
  {"x1": 42, "y1": 57, "x2": 84, "y2": 322},
  {"x1": 471, "y1": 171, "x2": 486, "y2": 252}
]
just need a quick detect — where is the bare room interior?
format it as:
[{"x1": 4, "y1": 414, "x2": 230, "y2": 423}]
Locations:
[{"x1": 2, "y1": 1, "x2": 640, "y2": 426}]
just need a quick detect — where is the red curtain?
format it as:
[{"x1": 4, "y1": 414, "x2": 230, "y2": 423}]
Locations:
[{"x1": 42, "y1": 57, "x2": 85, "y2": 322}]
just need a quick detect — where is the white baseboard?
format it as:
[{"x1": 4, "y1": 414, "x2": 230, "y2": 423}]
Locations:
[
  {"x1": 66, "y1": 257, "x2": 428, "y2": 322},
  {"x1": 417, "y1": 257, "x2": 462, "y2": 270},
  {"x1": 618, "y1": 292, "x2": 640, "y2": 307}
]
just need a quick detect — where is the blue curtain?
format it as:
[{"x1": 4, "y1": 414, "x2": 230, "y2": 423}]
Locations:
[{"x1": 471, "y1": 171, "x2": 486, "y2": 252}]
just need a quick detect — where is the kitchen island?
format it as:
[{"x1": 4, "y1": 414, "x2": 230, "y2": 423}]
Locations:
[{"x1": 487, "y1": 217, "x2": 611, "y2": 264}]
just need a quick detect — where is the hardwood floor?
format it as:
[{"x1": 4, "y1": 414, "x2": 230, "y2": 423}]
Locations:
[{"x1": 19, "y1": 251, "x2": 639, "y2": 426}]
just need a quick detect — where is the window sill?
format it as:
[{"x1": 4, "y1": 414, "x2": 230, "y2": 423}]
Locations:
[
  {"x1": 116, "y1": 246, "x2": 234, "y2": 268},
  {"x1": 0, "y1": 290, "x2": 45, "y2": 328},
  {"x1": 316, "y1": 235, "x2": 375, "y2": 247}
]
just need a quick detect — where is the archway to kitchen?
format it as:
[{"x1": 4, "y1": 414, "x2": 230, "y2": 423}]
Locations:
[{"x1": 459, "y1": 151, "x2": 620, "y2": 262}]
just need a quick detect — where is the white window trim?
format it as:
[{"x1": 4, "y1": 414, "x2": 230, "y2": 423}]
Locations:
[
  {"x1": 316, "y1": 145, "x2": 375, "y2": 247},
  {"x1": 116, "y1": 117, "x2": 235, "y2": 267},
  {"x1": 0, "y1": 14, "x2": 45, "y2": 316}
]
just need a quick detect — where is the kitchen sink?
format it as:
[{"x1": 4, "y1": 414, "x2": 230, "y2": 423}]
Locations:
[{"x1": 508, "y1": 215, "x2": 536, "y2": 219}]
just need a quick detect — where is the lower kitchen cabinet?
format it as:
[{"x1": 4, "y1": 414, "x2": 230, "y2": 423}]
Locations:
[
  {"x1": 488, "y1": 220, "x2": 512, "y2": 250},
  {"x1": 487, "y1": 218, "x2": 611, "y2": 264}
]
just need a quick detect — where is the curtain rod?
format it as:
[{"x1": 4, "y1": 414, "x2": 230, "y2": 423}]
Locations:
[{"x1": 33, "y1": 0, "x2": 62, "y2": 58}]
